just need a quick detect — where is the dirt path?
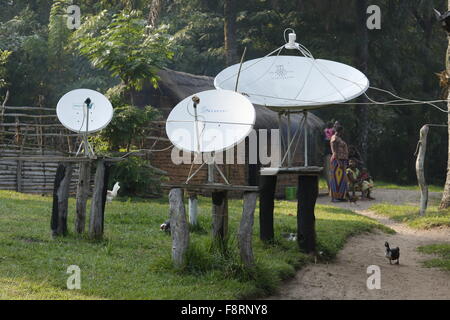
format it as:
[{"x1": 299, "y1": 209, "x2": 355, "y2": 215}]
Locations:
[{"x1": 267, "y1": 189, "x2": 450, "y2": 300}]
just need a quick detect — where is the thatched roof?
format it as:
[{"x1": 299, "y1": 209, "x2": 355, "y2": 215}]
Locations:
[{"x1": 138, "y1": 68, "x2": 325, "y2": 165}]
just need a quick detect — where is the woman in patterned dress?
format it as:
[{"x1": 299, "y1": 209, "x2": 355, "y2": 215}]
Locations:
[{"x1": 329, "y1": 126, "x2": 349, "y2": 202}]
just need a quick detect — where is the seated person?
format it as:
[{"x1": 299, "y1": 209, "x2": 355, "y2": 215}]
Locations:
[
  {"x1": 360, "y1": 168, "x2": 375, "y2": 200},
  {"x1": 346, "y1": 159, "x2": 375, "y2": 200}
]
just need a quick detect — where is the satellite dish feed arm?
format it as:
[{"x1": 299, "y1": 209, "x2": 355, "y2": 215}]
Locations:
[{"x1": 192, "y1": 96, "x2": 201, "y2": 154}]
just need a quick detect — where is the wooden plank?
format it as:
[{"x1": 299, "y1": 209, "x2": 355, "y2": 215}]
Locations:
[
  {"x1": 0, "y1": 156, "x2": 124, "y2": 163},
  {"x1": 238, "y1": 192, "x2": 258, "y2": 268},
  {"x1": 16, "y1": 160, "x2": 23, "y2": 192},
  {"x1": 169, "y1": 188, "x2": 189, "y2": 268},
  {"x1": 162, "y1": 183, "x2": 259, "y2": 192},
  {"x1": 260, "y1": 166, "x2": 323, "y2": 176},
  {"x1": 3, "y1": 106, "x2": 56, "y2": 111}
]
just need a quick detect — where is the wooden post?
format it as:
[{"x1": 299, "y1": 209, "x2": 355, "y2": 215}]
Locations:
[
  {"x1": 188, "y1": 194, "x2": 198, "y2": 226},
  {"x1": 75, "y1": 161, "x2": 91, "y2": 233},
  {"x1": 169, "y1": 188, "x2": 189, "y2": 268},
  {"x1": 89, "y1": 160, "x2": 107, "y2": 239},
  {"x1": 212, "y1": 191, "x2": 228, "y2": 247},
  {"x1": 238, "y1": 192, "x2": 258, "y2": 268},
  {"x1": 416, "y1": 125, "x2": 429, "y2": 216},
  {"x1": 297, "y1": 175, "x2": 318, "y2": 254},
  {"x1": 16, "y1": 160, "x2": 23, "y2": 193},
  {"x1": 259, "y1": 175, "x2": 277, "y2": 241},
  {"x1": 50, "y1": 163, "x2": 73, "y2": 237}
]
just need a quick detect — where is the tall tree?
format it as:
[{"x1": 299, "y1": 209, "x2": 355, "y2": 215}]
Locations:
[
  {"x1": 355, "y1": 0, "x2": 370, "y2": 162},
  {"x1": 224, "y1": 0, "x2": 237, "y2": 66},
  {"x1": 439, "y1": 1, "x2": 450, "y2": 209}
]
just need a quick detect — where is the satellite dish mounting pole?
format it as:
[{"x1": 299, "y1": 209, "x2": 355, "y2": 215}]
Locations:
[
  {"x1": 287, "y1": 111, "x2": 292, "y2": 167},
  {"x1": 304, "y1": 111, "x2": 308, "y2": 167},
  {"x1": 84, "y1": 98, "x2": 90, "y2": 157},
  {"x1": 192, "y1": 95, "x2": 201, "y2": 154}
]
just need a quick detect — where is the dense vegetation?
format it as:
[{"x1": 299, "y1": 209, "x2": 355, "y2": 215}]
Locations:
[{"x1": 0, "y1": 0, "x2": 449, "y2": 185}]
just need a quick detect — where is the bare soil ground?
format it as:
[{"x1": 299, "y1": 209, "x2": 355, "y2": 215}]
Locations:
[{"x1": 267, "y1": 189, "x2": 450, "y2": 300}]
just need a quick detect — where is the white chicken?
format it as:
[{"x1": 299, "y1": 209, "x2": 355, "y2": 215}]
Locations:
[{"x1": 106, "y1": 182, "x2": 120, "y2": 202}]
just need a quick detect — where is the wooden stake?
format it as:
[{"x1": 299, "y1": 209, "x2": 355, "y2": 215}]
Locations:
[
  {"x1": 416, "y1": 125, "x2": 429, "y2": 216},
  {"x1": 238, "y1": 192, "x2": 258, "y2": 268},
  {"x1": 259, "y1": 175, "x2": 277, "y2": 242},
  {"x1": 89, "y1": 160, "x2": 107, "y2": 239},
  {"x1": 169, "y1": 188, "x2": 189, "y2": 268},
  {"x1": 51, "y1": 163, "x2": 73, "y2": 237},
  {"x1": 297, "y1": 175, "x2": 318, "y2": 254},
  {"x1": 75, "y1": 161, "x2": 91, "y2": 233},
  {"x1": 212, "y1": 191, "x2": 228, "y2": 248}
]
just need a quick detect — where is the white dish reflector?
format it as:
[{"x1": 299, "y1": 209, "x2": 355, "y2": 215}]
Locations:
[
  {"x1": 166, "y1": 90, "x2": 255, "y2": 153},
  {"x1": 214, "y1": 56, "x2": 369, "y2": 109},
  {"x1": 56, "y1": 89, "x2": 113, "y2": 133}
]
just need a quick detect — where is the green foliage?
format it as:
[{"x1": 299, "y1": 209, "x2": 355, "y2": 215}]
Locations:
[
  {"x1": 72, "y1": 10, "x2": 175, "y2": 93},
  {"x1": 99, "y1": 104, "x2": 161, "y2": 151},
  {"x1": 0, "y1": 49, "x2": 11, "y2": 88},
  {"x1": 110, "y1": 156, "x2": 163, "y2": 197}
]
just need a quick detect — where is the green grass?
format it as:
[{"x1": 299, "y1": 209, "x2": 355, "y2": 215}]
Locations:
[
  {"x1": 372, "y1": 181, "x2": 443, "y2": 193},
  {"x1": 417, "y1": 244, "x2": 450, "y2": 272},
  {"x1": 0, "y1": 190, "x2": 391, "y2": 300},
  {"x1": 318, "y1": 179, "x2": 443, "y2": 193},
  {"x1": 370, "y1": 203, "x2": 450, "y2": 229}
]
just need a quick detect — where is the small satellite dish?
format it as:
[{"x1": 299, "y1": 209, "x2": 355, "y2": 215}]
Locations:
[
  {"x1": 214, "y1": 56, "x2": 369, "y2": 110},
  {"x1": 56, "y1": 89, "x2": 113, "y2": 133},
  {"x1": 56, "y1": 89, "x2": 113, "y2": 157},
  {"x1": 166, "y1": 89, "x2": 255, "y2": 154}
]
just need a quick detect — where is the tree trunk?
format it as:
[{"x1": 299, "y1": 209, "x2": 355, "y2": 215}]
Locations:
[
  {"x1": 224, "y1": 0, "x2": 238, "y2": 66},
  {"x1": 355, "y1": 0, "x2": 369, "y2": 162},
  {"x1": 440, "y1": 1, "x2": 450, "y2": 209},
  {"x1": 148, "y1": 0, "x2": 162, "y2": 28}
]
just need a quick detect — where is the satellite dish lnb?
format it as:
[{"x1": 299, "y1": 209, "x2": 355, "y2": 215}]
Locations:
[{"x1": 56, "y1": 89, "x2": 114, "y2": 157}]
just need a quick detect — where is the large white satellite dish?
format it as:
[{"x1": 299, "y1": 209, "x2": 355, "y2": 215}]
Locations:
[
  {"x1": 166, "y1": 89, "x2": 255, "y2": 153},
  {"x1": 56, "y1": 89, "x2": 113, "y2": 157},
  {"x1": 214, "y1": 29, "x2": 370, "y2": 173},
  {"x1": 214, "y1": 55, "x2": 369, "y2": 110},
  {"x1": 57, "y1": 89, "x2": 113, "y2": 133},
  {"x1": 166, "y1": 89, "x2": 255, "y2": 184}
]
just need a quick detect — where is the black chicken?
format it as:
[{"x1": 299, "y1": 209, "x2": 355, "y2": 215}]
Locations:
[
  {"x1": 160, "y1": 219, "x2": 171, "y2": 232},
  {"x1": 385, "y1": 241, "x2": 400, "y2": 265},
  {"x1": 434, "y1": 9, "x2": 450, "y2": 33}
]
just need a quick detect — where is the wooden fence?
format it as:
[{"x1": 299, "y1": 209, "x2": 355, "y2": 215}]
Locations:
[
  {"x1": 0, "y1": 104, "x2": 82, "y2": 194},
  {"x1": 0, "y1": 146, "x2": 81, "y2": 194}
]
